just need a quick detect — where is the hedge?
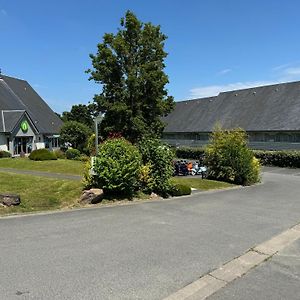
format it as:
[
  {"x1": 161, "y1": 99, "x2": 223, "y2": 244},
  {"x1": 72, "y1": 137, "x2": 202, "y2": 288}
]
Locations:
[
  {"x1": 29, "y1": 149, "x2": 57, "y2": 161},
  {"x1": 175, "y1": 147, "x2": 300, "y2": 168},
  {"x1": 170, "y1": 183, "x2": 192, "y2": 196},
  {"x1": 253, "y1": 150, "x2": 300, "y2": 168},
  {"x1": 0, "y1": 150, "x2": 11, "y2": 158}
]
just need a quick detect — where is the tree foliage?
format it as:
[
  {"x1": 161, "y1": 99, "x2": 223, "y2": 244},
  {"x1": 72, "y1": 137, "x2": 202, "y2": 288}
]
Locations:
[
  {"x1": 59, "y1": 121, "x2": 92, "y2": 152},
  {"x1": 92, "y1": 138, "x2": 142, "y2": 197},
  {"x1": 62, "y1": 104, "x2": 94, "y2": 128},
  {"x1": 138, "y1": 138, "x2": 174, "y2": 197},
  {"x1": 87, "y1": 10, "x2": 174, "y2": 142},
  {"x1": 205, "y1": 126, "x2": 261, "y2": 185}
]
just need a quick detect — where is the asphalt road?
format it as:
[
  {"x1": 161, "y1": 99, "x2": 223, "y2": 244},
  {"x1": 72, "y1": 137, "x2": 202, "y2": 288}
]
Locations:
[{"x1": 1, "y1": 167, "x2": 300, "y2": 299}]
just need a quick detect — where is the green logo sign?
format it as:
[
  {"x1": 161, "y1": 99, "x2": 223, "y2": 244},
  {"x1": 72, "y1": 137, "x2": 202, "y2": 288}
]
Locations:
[{"x1": 20, "y1": 120, "x2": 29, "y2": 132}]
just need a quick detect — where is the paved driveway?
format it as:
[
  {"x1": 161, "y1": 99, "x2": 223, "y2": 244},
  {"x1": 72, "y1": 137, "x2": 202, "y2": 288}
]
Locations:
[{"x1": 0, "y1": 168, "x2": 300, "y2": 299}]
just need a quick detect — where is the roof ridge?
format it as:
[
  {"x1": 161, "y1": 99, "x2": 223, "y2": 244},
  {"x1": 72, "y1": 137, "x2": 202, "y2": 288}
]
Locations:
[
  {"x1": 219, "y1": 80, "x2": 300, "y2": 95},
  {"x1": 0, "y1": 78, "x2": 27, "y2": 109},
  {"x1": 1, "y1": 74, "x2": 27, "y2": 82},
  {"x1": 176, "y1": 96, "x2": 217, "y2": 103}
]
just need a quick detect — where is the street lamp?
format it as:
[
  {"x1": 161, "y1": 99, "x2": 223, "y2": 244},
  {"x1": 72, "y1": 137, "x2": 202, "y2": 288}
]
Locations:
[
  {"x1": 90, "y1": 113, "x2": 105, "y2": 176},
  {"x1": 94, "y1": 112, "x2": 105, "y2": 156}
]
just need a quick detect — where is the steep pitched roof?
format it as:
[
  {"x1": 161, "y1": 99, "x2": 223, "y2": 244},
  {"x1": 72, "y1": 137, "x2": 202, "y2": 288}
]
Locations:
[
  {"x1": 0, "y1": 75, "x2": 63, "y2": 133},
  {"x1": 163, "y1": 81, "x2": 300, "y2": 133},
  {"x1": 2, "y1": 110, "x2": 25, "y2": 132}
]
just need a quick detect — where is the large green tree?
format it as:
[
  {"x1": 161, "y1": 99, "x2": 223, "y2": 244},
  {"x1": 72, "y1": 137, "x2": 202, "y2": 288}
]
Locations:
[
  {"x1": 61, "y1": 104, "x2": 95, "y2": 128},
  {"x1": 87, "y1": 10, "x2": 174, "y2": 143}
]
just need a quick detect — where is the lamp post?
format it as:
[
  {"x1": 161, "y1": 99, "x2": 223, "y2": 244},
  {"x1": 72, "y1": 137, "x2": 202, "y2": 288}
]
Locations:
[
  {"x1": 90, "y1": 113, "x2": 105, "y2": 176},
  {"x1": 94, "y1": 113, "x2": 105, "y2": 156}
]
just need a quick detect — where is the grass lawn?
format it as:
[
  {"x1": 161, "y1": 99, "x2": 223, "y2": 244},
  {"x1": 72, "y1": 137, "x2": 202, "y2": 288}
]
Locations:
[
  {"x1": 0, "y1": 172, "x2": 83, "y2": 215},
  {"x1": 171, "y1": 176, "x2": 235, "y2": 190},
  {"x1": 0, "y1": 158, "x2": 85, "y2": 175}
]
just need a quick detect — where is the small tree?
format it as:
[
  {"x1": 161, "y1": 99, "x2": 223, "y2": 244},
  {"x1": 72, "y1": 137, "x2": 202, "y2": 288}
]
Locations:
[
  {"x1": 60, "y1": 121, "x2": 92, "y2": 153},
  {"x1": 92, "y1": 138, "x2": 142, "y2": 197},
  {"x1": 87, "y1": 10, "x2": 174, "y2": 143},
  {"x1": 205, "y1": 127, "x2": 260, "y2": 185},
  {"x1": 138, "y1": 138, "x2": 174, "y2": 197}
]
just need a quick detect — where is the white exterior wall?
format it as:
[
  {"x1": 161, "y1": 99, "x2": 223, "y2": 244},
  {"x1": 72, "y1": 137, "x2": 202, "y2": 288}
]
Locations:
[
  {"x1": 0, "y1": 133, "x2": 8, "y2": 151},
  {"x1": 35, "y1": 142, "x2": 46, "y2": 149}
]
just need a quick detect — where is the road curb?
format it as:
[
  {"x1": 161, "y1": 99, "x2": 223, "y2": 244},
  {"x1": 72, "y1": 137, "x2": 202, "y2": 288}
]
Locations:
[
  {"x1": 163, "y1": 221, "x2": 300, "y2": 300},
  {"x1": 0, "y1": 185, "x2": 245, "y2": 220}
]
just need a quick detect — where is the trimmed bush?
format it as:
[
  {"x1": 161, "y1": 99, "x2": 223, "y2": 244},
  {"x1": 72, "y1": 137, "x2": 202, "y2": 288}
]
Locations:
[
  {"x1": 205, "y1": 127, "x2": 260, "y2": 185},
  {"x1": 170, "y1": 183, "x2": 192, "y2": 196},
  {"x1": 66, "y1": 148, "x2": 81, "y2": 160},
  {"x1": 29, "y1": 149, "x2": 57, "y2": 161},
  {"x1": 253, "y1": 150, "x2": 300, "y2": 168},
  {"x1": 175, "y1": 147, "x2": 205, "y2": 160},
  {"x1": 138, "y1": 138, "x2": 175, "y2": 197},
  {"x1": 0, "y1": 150, "x2": 11, "y2": 158},
  {"x1": 91, "y1": 138, "x2": 142, "y2": 197}
]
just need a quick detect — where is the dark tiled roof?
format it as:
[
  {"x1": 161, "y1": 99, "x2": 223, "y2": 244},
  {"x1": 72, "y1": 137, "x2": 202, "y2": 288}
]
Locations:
[
  {"x1": 0, "y1": 75, "x2": 63, "y2": 133},
  {"x1": 2, "y1": 110, "x2": 25, "y2": 132},
  {"x1": 163, "y1": 81, "x2": 300, "y2": 133}
]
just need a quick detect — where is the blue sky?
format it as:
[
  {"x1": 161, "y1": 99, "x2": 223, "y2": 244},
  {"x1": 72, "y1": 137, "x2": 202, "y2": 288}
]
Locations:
[{"x1": 1, "y1": 0, "x2": 300, "y2": 113}]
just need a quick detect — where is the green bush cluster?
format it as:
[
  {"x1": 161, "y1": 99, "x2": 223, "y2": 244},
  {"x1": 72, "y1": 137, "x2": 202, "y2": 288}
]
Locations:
[
  {"x1": 205, "y1": 127, "x2": 260, "y2": 185},
  {"x1": 29, "y1": 149, "x2": 57, "y2": 161},
  {"x1": 84, "y1": 137, "x2": 175, "y2": 198},
  {"x1": 138, "y1": 138, "x2": 175, "y2": 197},
  {"x1": 91, "y1": 138, "x2": 142, "y2": 197},
  {"x1": 0, "y1": 150, "x2": 11, "y2": 158},
  {"x1": 253, "y1": 150, "x2": 300, "y2": 168},
  {"x1": 170, "y1": 183, "x2": 191, "y2": 196},
  {"x1": 53, "y1": 149, "x2": 66, "y2": 159},
  {"x1": 175, "y1": 147, "x2": 205, "y2": 159},
  {"x1": 66, "y1": 148, "x2": 81, "y2": 160}
]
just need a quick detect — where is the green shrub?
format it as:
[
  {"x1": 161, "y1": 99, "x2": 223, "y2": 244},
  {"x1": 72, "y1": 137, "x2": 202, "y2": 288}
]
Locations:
[
  {"x1": 205, "y1": 127, "x2": 260, "y2": 185},
  {"x1": 139, "y1": 163, "x2": 154, "y2": 192},
  {"x1": 59, "y1": 121, "x2": 92, "y2": 153},
  {"x1": 0, "y1": 150, "x2": 11, "y2": 158},
  {"x1": 253, "y1": 150, "x2": 300, "y2": 168},
  {"x1": 66, "y1": 148, "x2": 81, "y2": 160},
  {"x1": 138, "y1": 138, "x2": 175, "y2": 197},
  {"x1": 77, "y1": 154, "x2": 90, "y2": 162},
  {"x1": 83, "y1": 158, "x2": 93, "y2": 189},
  {"x1": 170, "y1": 183, "x2": 192, "y2": 196},
  {"x1": 87, "y1": 134, "x2": 96, "y2": 156},
  {"x1": 53, "y1": 149, "x2": 66, "y2": 159},
  {"x1": 175, "y1": 147, "x2": 205, "y2": 159},
  {"x1": 29, "y1": 149, "x2": 57, "y2": 161},
  {"x1": 90, "y1": 138, "x2": 142, "y2": 197}
]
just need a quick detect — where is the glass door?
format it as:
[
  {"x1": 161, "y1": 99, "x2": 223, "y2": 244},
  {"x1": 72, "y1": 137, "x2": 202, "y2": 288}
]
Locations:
[{"x1": 13, "y1": 137, "x2": 33, "y2": 155}]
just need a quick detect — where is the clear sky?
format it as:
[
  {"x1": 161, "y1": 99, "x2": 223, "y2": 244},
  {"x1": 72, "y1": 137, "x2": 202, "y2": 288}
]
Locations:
[{"x1": 1, "y1": 0, "x2": 300, "y2": 113}]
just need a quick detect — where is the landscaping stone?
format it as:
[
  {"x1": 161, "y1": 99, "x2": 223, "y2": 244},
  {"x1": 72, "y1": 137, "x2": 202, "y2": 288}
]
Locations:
[
  {"x1": 150, "y1": 192, "x2": 159, "y2": 199},
  {"x1": 79, "y1": 188, "x2": 104, "y2": 204},
  {"x1": 0, "y1": 194, "x2": 21, "y2": 207}
]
